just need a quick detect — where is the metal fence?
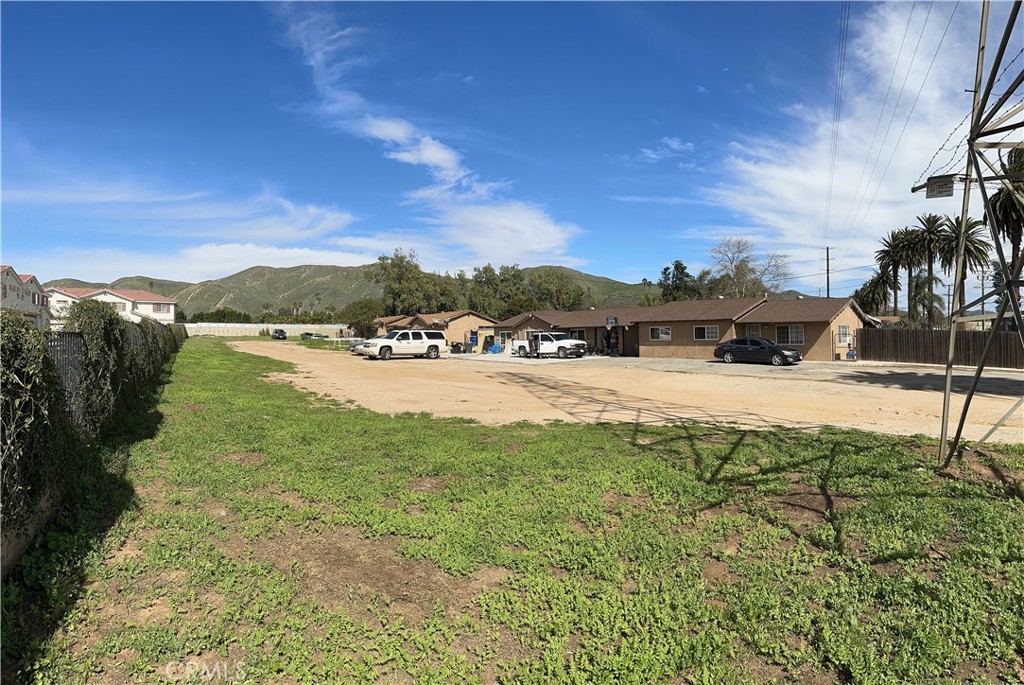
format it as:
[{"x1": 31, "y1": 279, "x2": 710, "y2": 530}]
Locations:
[
  {"x1": 858, "y1": 328, "x2": 1024, "y2": 369},
  {"x1": 46, "y1": 331, "x2": 84, "y2": 425}
]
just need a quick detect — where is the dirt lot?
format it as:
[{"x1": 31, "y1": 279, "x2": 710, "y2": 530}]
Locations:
[{"x1": 233, "y1": 341, "x2": 1023, "y2": 445}]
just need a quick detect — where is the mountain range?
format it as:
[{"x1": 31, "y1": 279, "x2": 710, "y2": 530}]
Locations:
[{"x1": 43, "y1": 264, "x2": 655, "y2": 317}]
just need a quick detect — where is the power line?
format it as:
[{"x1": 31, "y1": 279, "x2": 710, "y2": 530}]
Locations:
[
  {"x1": 842, "y1": 2, "x2": 960, "y2": 258},
  {"x1": 822, "y1": 1, "x2": 852, "y2": 249}
]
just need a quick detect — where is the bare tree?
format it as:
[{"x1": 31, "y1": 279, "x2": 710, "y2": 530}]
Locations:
[{"x1": 710, "y1": 237, "x2": 793, "y2": 298}]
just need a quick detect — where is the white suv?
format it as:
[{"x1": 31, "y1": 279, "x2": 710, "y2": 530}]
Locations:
[{"x1": 363, "y1": 330, "x2": 448, "y2": 360}]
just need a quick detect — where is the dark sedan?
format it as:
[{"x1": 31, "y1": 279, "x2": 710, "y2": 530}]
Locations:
[{"x1": 713, "y1": 337, "x2": 802, "y2": 366}]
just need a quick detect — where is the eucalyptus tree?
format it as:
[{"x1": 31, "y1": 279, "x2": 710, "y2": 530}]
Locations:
[{"x1": 912, "y1": 213, "x2": 946, "y2": 327}]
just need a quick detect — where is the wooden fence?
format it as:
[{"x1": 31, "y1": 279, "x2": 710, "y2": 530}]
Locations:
[{"x1": 858, "y1": 328, "x2": 1024, "y2": 369}]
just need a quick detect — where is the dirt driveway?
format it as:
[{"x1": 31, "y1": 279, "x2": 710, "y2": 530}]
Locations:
[{"x1": 233, "y1": 342, "x2": 1023, "y2": 445}]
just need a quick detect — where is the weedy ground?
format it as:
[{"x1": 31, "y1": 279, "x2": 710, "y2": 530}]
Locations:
[{"x1": 2, "y1": 338, "x2": 1022, "y2": 684}]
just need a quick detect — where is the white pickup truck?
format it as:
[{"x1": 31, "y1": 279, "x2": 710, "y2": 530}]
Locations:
[{"x1": 512, "y1": 332, "x2": 588, "y2": 358}]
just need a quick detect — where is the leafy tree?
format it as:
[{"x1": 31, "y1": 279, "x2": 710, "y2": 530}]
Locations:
[
  {"x1": 710, "y1": 237, "x2": 792, "y2": 298},
  {"x1": 527, "y1": 268, "x2": 584, "y2": 311},
  {"x1": 339, "y1": 298, "x2": 385, "y2": 338},
  {"x1": 657, "y1": 260, "x2": 698, "y2": 302},
  {"x1": 368, "y1": 249, "x2": 431, "y2": 316}
]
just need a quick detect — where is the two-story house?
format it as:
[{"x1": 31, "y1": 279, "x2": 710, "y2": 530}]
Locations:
[
  {"x1": 46, "y1": 287, "x2": 177, "y2": 329},
  {"x1": 1, "y1": 265, "x2": 52, "y2": 329}
]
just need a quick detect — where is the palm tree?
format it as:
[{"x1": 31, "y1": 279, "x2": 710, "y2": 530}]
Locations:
[
  {"x1": 939, "y1": 215, "x2": 990, "y2": 315},
  {"x1": 986, "y1": 147, "x2": 1023, "y2": 272},
  {"x1": 852, "y1": 270, "x2": 892, "y2": 316},
  {"x1": 894, "y1": 227, "x2": 924, "y2": 326},
  {"x1": 875, "y1": 229, "x2": 904, "y2": 317},
  {"x1": 912, "y1": 213, "x2": 945, "y2": 328},
  {"x1": 908, "y1": 271, "x2": 945, "y2": 327}
]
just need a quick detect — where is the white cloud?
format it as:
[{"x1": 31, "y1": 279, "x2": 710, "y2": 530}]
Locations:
[
  {"x1": 6, "y1": 175, "x2": 355, "y2": 244},
  {"x1": 636, "y1": 136, "x2": 695, "y2": 164},
  {"x1": 703, "y1": 2, "x2": 1002, "y2": 296},
  {"x1": 277, "y1": 6, "x2": 584, "y2": 270},
  {"x1": 696, "y1": 84, "x2": 708, "y2": 93}
]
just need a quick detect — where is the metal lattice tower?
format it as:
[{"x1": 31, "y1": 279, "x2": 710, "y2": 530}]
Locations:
[{"x1": 937, "y1": 0, "x2": 1024, "y2": 466}]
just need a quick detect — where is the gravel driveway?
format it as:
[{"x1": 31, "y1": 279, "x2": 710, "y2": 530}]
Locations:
[{"x1": 234, "y1": 342, "x2": 1024, "y2": 445}]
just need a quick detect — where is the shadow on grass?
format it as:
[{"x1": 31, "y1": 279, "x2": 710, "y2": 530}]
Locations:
[{"x1": 0, "y1": 369, "x2": 168, "y2": 683}]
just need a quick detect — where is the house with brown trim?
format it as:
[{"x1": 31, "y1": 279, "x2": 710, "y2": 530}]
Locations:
[
  {"x1": 375, "y1": 310, "x2": 498, "y2": 352},
  {"x1": 633, "y1": 298, "x2": 767, "y2": 359},
  {"x1": 734, "y1": 298, "x2": 878, "y2": 361},
  {"x1": 494, "y1": 296, "x2": 877, "y2": 361}
]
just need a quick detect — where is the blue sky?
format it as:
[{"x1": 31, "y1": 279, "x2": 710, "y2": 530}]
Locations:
[{"x1": 1, "y1": 2, "x2": 1016, "y2": 299}]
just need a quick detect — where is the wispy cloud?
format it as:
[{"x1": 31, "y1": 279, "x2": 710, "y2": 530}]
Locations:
[
  {"x1": 638, "y1": 136, "x2": 695, "y2": 163},
  {"x1": 610, "y1": 195, "x2": 709, "y2": 206},
  {"x1": 6, "y1": 174, "x2": 354, "y2": 243},
  {"x1": 703, "y1": 2, "x2": 997, "y2": 294},
  {"x1": 277, "y1": 4, "x2": 582, "y2": 270}
]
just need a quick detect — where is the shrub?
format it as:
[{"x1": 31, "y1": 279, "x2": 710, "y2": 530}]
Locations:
[{"x1": 0, "y1": 312, "x2": 77, "y2": 532}]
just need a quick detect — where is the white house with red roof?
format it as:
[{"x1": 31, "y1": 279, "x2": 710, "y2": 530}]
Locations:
[
  {"x1": 46, "y1": 286, "x2": 177, "y2": 329},
  {"x1": 1, "y1": 265, "x2": 52, "y2": 329}
]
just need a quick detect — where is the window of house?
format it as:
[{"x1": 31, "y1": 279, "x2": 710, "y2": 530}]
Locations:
[
  {"x1": 569, "y1": 328, "x2": 586, "y2": 340},
  {"x1": 837, "y1": 324, "x2": 851, "y2": 344},
  {"x1": 109, "y1": 302, "x2": 126, "y2": 312},
  {"x1": 693, "y1": 325, "x2": 719, "y2": 341},
  {"x1": 649, "y1": 326, "x2": 671, "y2": 341},
  {"x1": 745, "y1": 324, "x2": 761, "y2": 337},
  {"x1": 500, "y1": 331, "x2": 514, "y2": 344},
  {"x1": 153, "y1": 303, "x2": 170, "y2": 313},
  {"x1": 776, "y1": 324, "x2": 805, "y2": 345}
]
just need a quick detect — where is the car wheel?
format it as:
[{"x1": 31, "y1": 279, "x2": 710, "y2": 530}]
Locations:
[
  {"x1": 518, "y1": 346, "x2": 529, "y2": 357},
  {"x1": 770, "y1": 353, "x2": 784, "y2": 366},
  {"x1": 426, "y1": 346, "x2": 439, "y2": 359},
  {"x1": 557, "y1": 347, "x2": 568, "y2": 359},
  {"x1": 723, "y1": 351, "x2": 735, "y2": 364},
  {"x1": 380, "y1": 347, "x2": 392, "y2": 360}
]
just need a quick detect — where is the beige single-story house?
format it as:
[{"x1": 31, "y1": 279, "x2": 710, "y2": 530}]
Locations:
[
  {"x1": 632, "y1": 298, "x2": 767, "y2": 359},
  {"x1": 376, "y1": 310, "x2": 498, "y2": 352},
  {"x1": 494, "y1": 297, "x2": 877, "y2": 361},
  {"x1": 733, "y1": 298, "x2": 878, "y2": 361},
  {"x1": 1, "y1": 265, "x2": 51, "y2": 329},
  {"x1": 46, "y1": 287, "x2": 177, "y2": 328}
]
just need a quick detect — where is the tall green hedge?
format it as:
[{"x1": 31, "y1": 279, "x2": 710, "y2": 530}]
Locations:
[
  {"x1": 0, "y1": 312, "x2": 76, "y2": 533},
  {"x1": 1, "y1": 304, "x2": 184, "y2": 531}
]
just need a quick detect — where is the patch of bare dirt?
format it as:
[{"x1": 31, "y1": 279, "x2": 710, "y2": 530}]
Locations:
[
  {"x1": 220, "y1": 524, "x2": 512, "y2": 627},
  {"x1": 701, "y1": 559, "x2": 738, "y2": 583},
  {"x1": 218, "y1": 451, "x2": 266, "y2": 467},
  {"x1": 231, "y1": 341, "x2": 1023, "y2": 443},
  {"x1": 408, "y1": 476, "x2": 449, "y2": 494}
]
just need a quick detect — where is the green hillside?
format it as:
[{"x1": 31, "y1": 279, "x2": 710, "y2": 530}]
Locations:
[
  {"x1": 44, "y1": 263, "x2": 655, "y2": 317},
  {"x1": 173, "y1": 265, "x2": 381, "y2": 317},
  {"x1": 522, "y1": 265, "x2": 650, "y2": 307}
]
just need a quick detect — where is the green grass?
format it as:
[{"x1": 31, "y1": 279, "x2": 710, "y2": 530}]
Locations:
[{"x1": 3, "y1": 338, "x2": 1022, "y2": 684}]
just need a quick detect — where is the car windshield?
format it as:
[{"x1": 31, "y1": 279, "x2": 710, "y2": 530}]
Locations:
[{"x1": 548, "y1": 333, "x2": 570, "y2": 341}]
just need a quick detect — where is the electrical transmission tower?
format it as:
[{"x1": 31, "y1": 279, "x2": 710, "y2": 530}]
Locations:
[{"x1": 919, "y1": 1, "x2": 1024, "y2": 467}]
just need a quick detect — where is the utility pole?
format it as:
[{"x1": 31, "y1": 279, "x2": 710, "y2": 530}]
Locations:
[{"x1": 824, "y1": 246, "x2": 832, "y2": 298}]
